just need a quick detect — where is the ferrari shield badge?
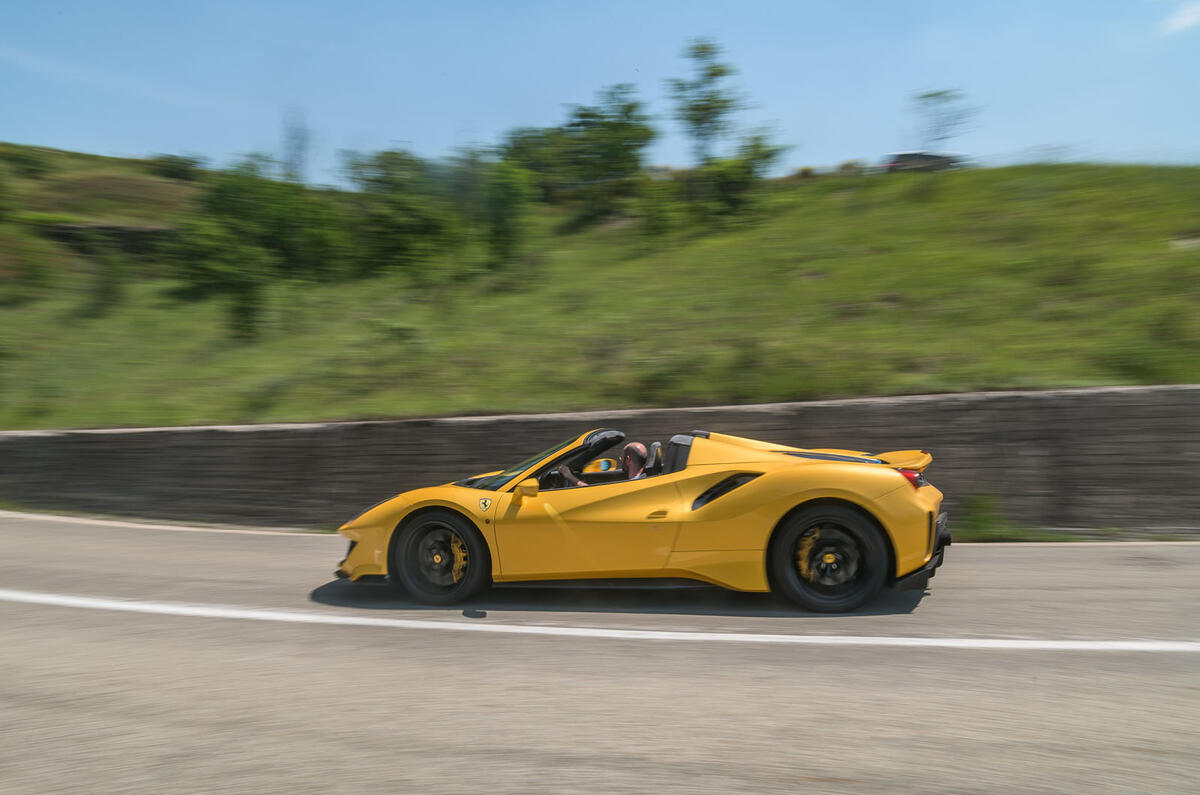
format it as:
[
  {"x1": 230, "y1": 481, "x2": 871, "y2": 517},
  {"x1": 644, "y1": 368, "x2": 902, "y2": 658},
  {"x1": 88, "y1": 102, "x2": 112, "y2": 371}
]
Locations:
[{"x1": 479, "y1": 498, "x2": 492, "y2": 512}]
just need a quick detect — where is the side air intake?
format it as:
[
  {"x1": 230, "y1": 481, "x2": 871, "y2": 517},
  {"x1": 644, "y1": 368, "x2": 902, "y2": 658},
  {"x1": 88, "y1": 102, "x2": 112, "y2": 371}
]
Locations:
[{"x1": 692, "y1": 473, "x2": 761, "y2": 511}]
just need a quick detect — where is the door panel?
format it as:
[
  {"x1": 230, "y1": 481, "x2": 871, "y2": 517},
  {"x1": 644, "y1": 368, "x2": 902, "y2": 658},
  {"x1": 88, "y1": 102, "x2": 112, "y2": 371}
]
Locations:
[{"x1": 494, "y1": 476, "x2": 683, "y2": 578}]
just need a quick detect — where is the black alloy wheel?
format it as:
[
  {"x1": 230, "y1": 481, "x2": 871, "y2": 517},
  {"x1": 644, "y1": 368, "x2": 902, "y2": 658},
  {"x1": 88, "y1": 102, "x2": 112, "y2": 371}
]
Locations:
[
  {"x1": 769, "y1": 504, "x2": 888, "y2": 613},
  {"x1": 393, "y1": 511, "x2": 490, "y2": 605}
]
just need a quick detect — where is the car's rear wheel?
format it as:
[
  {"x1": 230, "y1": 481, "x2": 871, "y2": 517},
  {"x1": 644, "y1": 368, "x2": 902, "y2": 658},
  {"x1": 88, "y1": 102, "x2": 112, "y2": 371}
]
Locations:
[
  {"x1": 392, "y1": 511, "x2": 490, "y2": 605},
  {"x1": 769, "y1": 504, "x2": 888, "y2": 613}
]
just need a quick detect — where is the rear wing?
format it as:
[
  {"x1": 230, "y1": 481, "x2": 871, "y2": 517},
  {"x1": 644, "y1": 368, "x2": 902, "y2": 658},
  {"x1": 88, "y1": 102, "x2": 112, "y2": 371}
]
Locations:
[{"x1": 875, "y1": 449, "x2": 932, "y2": 472}]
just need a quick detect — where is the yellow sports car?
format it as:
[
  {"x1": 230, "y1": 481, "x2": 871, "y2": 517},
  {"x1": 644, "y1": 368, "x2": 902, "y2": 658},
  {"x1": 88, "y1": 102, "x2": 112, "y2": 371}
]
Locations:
[{"x1": 336, "y1": 428, "x2": 950, "y2": 612}]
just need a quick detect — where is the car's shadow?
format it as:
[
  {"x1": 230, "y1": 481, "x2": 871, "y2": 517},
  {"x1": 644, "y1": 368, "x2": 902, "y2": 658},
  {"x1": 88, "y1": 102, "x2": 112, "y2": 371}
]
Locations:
[{"x1": 309, "y1": 578, "x2": 927, "y2": 618}]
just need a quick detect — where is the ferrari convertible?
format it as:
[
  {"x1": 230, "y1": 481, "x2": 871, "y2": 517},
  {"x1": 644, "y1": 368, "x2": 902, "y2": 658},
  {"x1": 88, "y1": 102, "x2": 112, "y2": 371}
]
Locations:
[{"x1": 336, "y1": 428, "x2": 950, "y2": 612}]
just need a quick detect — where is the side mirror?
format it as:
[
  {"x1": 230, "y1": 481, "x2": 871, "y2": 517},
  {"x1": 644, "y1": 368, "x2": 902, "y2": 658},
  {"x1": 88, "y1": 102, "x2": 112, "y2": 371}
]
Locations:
[{"x1": 515, "y1": 478, "x2": 539, "y2": 498}]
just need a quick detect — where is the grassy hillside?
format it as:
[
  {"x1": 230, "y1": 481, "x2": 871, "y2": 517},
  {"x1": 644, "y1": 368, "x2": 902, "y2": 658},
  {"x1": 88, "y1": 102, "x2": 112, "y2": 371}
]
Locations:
[
  {"x1": 1, "y1": 146, "x2": 1198, "y2": 430},
  {"x1": 0, "y1": 143, "x2": 201, "y2": 225}
]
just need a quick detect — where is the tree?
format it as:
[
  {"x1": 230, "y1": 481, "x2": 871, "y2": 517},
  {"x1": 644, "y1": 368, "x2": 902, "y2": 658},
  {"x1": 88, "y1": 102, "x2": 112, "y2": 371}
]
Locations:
[
  {"x1": 561, "y1": 83, "x2": 656, "y2": 219},
  {"x1": 689, "y1": 131, "x2": 786, "y2": 215},
  {"x1": 0, "y1": 146, "x2": 50, "y2": 179},
  {"x1": 501, "y1": 127, "x2": 570, "y2": 203},
  {"x1": 281, "y1": 107, "x2": 310, "y2": 183},
  {"x1": 914, "y1": 89, "x2": 973, "y2": 152},
  {"x1": 341, "y1": 149, "x2": 459, "y2": 276},
  {"x1": 484, "y1": 160, "x2": 532, "y2": 265},
  {"x1": 0, "y1": 166, "x2": 9, "y2": 222},
  {"x1": 203, "y1": 155, "x2": 349, "y2": 281},
  {"x1": 431, "y1": 146, "x2": 492, "y2": 223},
  {"x1": 668, "y1": 38, "x2": 743, "y2": 164},
  {"x1": 172, "y1": 218, "x2": 272, "y2": 340},
  {"x1": 79, "y1": 232, "x2": 126, "y2": 317},
  {"x1": 500, "y1": 85, "x2": 655, "y2": 221},
  {"x1": 147, "y1": 154, "x2": 207, "y2": 181},
  {"x1": 342, "y1": 149, "x2": 432, "y2": 196}
]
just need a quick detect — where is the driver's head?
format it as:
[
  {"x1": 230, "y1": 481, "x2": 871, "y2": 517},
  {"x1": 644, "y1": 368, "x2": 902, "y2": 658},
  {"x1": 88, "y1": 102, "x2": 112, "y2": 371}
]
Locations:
[{"x1": 622, "y1": 442, "x2": 648, "y2": 478}]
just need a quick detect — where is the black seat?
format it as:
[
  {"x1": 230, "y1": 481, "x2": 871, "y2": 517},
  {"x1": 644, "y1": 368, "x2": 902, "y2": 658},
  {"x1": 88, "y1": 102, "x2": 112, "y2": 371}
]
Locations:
[
  {"x1": 661, "y1": 434, "x2": 694, "y2": 474},
  {"x1": 644, "y1": 441, "x2": 662, "y2": 476}
]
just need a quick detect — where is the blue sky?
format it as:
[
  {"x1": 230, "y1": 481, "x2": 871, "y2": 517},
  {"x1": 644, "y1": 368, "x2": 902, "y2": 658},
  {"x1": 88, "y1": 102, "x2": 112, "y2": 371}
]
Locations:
[{"x1": 3, "y1": 1, "x2": 1199, "y2": 184}]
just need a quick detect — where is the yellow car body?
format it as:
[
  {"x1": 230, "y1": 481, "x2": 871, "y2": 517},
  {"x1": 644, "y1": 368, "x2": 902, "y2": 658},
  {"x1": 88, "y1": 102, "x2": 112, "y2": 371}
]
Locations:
[{"x1": 337, "y1": 428, "x2": 949, "y2": 610}]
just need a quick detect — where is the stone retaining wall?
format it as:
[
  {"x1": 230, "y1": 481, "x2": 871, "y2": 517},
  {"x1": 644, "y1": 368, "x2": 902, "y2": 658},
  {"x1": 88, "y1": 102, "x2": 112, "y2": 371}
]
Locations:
[{"x1": 1, "y1": 386, "x2": 1196, "y2": 531}]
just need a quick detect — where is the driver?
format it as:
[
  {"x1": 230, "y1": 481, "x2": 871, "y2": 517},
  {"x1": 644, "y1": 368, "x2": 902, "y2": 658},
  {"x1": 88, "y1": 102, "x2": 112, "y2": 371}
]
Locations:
[{"x1": 557, "y1": 442, "x2": 648, "y2": 487}]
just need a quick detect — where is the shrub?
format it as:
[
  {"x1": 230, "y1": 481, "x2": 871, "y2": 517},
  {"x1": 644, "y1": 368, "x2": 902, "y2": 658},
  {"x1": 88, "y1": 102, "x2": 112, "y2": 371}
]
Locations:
[
  {"x1": 0, "y1": 147, "x2": 51, "y2": 179},
  {"x1": 171, "y1": 218, "x2": 273, "y2": 340},
  {"x1": 0, "y1": 227, "x2": 55, "y2": 306},
  {"x1": 342, "y1": 149, "x2": 460, "y2": 277},
  {"x1": 836, "y1": 160, "x2": 865, "y2": 176},
  {"x1": 171, "y1": 218, "x2": 272, "y2": 293},
  {"x1": 484, "y1": 160, "x2": 533, "y2": 265},
  {"x1": 74, "y1": 232, "x2": 126, "y2": 317},
  {"x1": 202, "y1": 157, "x2": 351, "y2": 281},
  {"x1": 681, "y1": 132, "x2": 785, "y2": 216},
  {"x1": 148, "y1": 154, "x2": 207, "y2": 181},
  {"x1": 635, "y1": 174, "x2": 681, "y2": 239},
  {"x1": 228, "y1": 280, "x2": 265, "y2": 342},
  {"x1": 88, "y1": 246, "x2": 125, "y2": 316},
  {"x1": 0, "y1": 166, "x2": 9, "y2": 222}
]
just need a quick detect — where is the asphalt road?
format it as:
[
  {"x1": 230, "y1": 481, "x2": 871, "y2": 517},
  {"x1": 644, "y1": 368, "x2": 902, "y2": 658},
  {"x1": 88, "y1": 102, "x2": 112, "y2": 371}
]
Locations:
[{"x1": 1, "y1": 511, "x2": 1197, "y2": 794}]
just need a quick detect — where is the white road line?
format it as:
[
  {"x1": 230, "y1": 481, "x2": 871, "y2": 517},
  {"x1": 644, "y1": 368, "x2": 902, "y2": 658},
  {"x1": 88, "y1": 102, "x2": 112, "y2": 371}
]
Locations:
[
  {"x1": 954, "y1": 540, "x2": 1200, "y2": 547},
  {"x1": 0, "y1": 510, "x2": 329, "y2": 537},
  {"x1": 1, "y1": 587, "x2": 1196, "y2": 653}
]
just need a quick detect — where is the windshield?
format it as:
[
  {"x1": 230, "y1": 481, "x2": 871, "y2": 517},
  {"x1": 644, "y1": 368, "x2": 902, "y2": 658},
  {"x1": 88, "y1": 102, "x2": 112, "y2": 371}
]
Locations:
[{"x1": 456, "y1": 435, "x2": 579, "y2": 491}]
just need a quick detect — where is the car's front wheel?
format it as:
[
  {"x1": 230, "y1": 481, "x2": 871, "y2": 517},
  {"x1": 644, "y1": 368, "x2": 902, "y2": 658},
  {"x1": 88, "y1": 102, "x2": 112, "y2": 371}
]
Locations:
[
  {"x1": 769, "y1": 504, "x2": 888, "y2": 613},
  {"x1": 392, "y1": 511, "x2": 491, "y2": 605}
]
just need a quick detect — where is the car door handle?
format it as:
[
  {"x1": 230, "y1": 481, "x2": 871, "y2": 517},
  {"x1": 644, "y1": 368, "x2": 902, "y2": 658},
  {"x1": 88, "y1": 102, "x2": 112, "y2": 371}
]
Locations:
[{"x1": 646, "y1": 509, "x2": 668, "y2": 520}]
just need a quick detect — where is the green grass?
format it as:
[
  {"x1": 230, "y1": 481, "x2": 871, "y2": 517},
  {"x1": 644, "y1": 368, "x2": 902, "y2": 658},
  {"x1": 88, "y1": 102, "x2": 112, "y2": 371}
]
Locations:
[
  {"x1": 1, "y1": 150, "x2": 1199, "y2": 429},
  {"x1": 22, "y1": 172, "x2": 197, "y2": 224},
  {"x1": 951, "y1": 495, "x2": 1076, "y2": 542},
  {"x1": 1, "y1": 141, "x2": 201, "y2": 226}
]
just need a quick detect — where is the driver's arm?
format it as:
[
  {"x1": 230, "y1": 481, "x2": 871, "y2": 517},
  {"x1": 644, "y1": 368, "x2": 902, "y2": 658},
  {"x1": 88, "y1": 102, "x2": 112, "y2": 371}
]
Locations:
[{"x1": 556, "y1": 463, "x2": 588, "y2": 487}]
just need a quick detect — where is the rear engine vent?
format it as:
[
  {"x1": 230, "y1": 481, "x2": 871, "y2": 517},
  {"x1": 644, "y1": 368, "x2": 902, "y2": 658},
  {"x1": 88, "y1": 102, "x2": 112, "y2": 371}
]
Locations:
[
  {"x1": 782, "y1": 452, "x2": 883, "y2": 464},
  {"x1": 692, "y1": 473, "x2": 762, "y2": 511}
]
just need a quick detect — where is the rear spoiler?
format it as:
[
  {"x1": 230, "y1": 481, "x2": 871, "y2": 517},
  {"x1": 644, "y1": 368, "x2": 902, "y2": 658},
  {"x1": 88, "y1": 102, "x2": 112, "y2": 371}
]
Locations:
[{"x1": 875, "y1": 449, "x2": 932, "y2": 472}]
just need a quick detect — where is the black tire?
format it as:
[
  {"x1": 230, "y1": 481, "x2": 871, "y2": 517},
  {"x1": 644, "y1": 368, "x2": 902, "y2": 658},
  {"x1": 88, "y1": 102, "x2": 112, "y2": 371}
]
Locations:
[
  {"x1": 392, "y1": 510, "x2": 491, "y2": 605},
  {"x1": 769, "y1": 504, "x2": 888, "y2": 613}
]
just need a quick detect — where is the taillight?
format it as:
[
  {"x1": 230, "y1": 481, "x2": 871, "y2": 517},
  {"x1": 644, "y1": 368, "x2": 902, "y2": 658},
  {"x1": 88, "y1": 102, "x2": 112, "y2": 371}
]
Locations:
[{"x1": 898, "y1": 469, "x2": 926, "y2": 489}]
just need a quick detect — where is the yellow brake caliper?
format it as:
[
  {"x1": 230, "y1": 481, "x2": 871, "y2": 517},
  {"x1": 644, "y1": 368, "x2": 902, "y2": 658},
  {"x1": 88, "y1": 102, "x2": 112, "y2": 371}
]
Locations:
[
  {"x1": 450, "y1": 535, "x2": 469, "y2": 584},
  {"x1": 795, "y1": 528, "x2": 819, "y2": 581}
]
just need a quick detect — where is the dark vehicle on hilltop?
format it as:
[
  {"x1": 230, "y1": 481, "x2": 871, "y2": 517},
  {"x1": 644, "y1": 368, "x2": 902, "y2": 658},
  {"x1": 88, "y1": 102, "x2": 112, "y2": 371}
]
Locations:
[{"x1": 882, "y1": 151, "x2": 964, "y2": 173}]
